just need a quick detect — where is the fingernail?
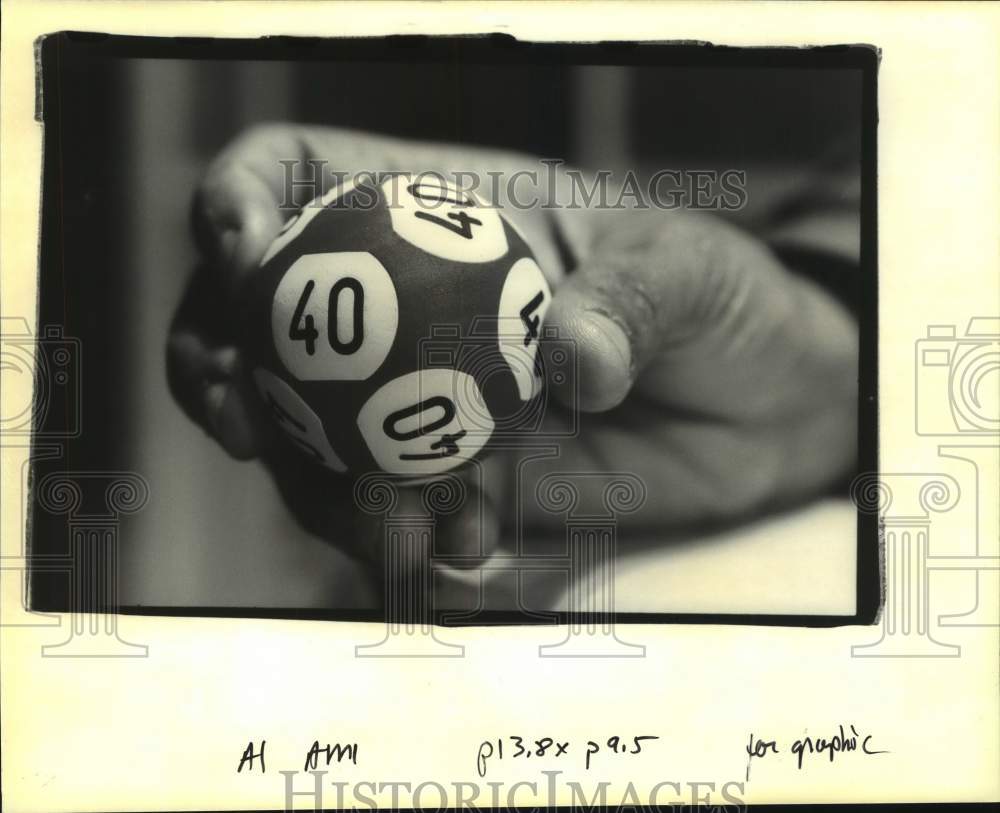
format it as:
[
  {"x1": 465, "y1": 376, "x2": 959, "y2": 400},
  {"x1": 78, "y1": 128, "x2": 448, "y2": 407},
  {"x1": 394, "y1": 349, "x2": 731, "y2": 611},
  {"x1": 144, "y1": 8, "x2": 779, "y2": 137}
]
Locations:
[
  {"x1": 576, "y1": 310, "x2": 633, "y2": 412},
  {"x1": 585, "y1": 309, "x2": 632, "y2": 375}
]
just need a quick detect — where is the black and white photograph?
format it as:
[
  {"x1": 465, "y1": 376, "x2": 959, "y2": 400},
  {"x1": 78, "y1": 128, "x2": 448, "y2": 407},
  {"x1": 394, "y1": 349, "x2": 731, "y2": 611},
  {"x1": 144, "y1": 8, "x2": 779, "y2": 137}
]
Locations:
[
  {"x1": 2, "y1": 3, "x2": 998, "y2": 813},
  {"x1": 25, "y1": 34, "x2": 876, "y2": 625}
]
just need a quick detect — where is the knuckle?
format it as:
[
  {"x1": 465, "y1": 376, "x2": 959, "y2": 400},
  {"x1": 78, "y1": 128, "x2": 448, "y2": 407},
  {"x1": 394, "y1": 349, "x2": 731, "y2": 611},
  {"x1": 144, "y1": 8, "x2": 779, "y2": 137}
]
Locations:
[
  {"x1": 668, "y1": 214, "x2": 776, "y2": 333},
  {"x1": 594, "y1": 261, "x2": 659, "y2": 339}
]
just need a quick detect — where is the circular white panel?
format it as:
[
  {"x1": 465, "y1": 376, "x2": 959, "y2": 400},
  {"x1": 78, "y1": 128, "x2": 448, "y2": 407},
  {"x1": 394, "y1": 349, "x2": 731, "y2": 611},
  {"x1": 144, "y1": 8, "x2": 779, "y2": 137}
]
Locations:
[
  {"x1": 259, "y1": 180, "x2": 357, "y2": 267},
  {"x1": 383, "y1": 176, "x2": 507, "y2": 263},
  {"x1": 252, "y1": 368, "x2": 347, "y2": 472},
  {"x1": 497, "y1": 257, "x2": 552, "y2": 401},
  {"x1": 357, "y1": 369, "x2": 494, "y2": 477},
  {"x1": 272, "y1": 252, "x2": 398, "y2": 382}
]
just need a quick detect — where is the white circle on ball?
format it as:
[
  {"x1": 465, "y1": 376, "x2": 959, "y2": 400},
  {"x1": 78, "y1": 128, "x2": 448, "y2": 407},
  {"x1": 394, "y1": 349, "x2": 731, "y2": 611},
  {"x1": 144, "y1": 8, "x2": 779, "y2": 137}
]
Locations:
[
  {"x1": 357, "y1": 368, "x2": 493, "y2": 477},
  {"x1": 252, "y1": 368, "x2": 347, "y2": 472},
  {"x1": 497, "y1": 257, "x2": 552, "y2": 401},
  {"x1": 272, "y1": 252, "x2": 398, "y2": 381},
  {"x1": 383, "y1": 175, "x2": 508, "y2": 264}
]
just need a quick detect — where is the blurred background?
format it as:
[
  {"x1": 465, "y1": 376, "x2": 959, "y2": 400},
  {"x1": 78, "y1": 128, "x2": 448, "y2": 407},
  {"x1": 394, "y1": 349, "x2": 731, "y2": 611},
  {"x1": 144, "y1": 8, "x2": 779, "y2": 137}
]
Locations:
[{"x1": 29, "y1": 35, "x2": 864, "y2": 614}]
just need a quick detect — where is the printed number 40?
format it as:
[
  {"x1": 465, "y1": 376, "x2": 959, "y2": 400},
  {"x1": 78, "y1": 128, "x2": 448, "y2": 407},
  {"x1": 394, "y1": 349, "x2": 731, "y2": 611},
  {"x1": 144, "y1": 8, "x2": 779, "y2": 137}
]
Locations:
[{"x1": 290, "y1": 278, "x2": 364, "y2": 355}]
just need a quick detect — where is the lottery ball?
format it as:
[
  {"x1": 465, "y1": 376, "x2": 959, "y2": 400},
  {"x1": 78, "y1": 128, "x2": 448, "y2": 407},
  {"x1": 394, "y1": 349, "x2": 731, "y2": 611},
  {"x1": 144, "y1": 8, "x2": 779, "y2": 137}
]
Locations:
[{"x1": 242, "y1": 174, "x2": 552, "y2": 479}]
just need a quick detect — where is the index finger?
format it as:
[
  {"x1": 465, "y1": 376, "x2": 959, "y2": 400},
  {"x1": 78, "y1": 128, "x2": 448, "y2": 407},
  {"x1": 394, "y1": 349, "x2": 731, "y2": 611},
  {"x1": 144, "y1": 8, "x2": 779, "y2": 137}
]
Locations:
[{"x1": 191, "y1": 124, "x2": 325, "y2": 296}]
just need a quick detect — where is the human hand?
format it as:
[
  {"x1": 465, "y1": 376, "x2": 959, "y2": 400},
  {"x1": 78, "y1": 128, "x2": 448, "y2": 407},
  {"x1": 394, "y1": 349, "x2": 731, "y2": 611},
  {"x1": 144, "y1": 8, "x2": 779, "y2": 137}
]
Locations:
[{"x1": 168, "y1": 123, "x2": 857, "y2": 571}]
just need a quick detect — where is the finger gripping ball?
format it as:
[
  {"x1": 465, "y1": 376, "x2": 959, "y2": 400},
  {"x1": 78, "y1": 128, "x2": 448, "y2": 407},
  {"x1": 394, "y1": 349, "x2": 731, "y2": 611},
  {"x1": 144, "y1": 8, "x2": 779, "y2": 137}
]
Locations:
[{"x1": 243, "y1": 174, "x2": 552, "y2": 478}]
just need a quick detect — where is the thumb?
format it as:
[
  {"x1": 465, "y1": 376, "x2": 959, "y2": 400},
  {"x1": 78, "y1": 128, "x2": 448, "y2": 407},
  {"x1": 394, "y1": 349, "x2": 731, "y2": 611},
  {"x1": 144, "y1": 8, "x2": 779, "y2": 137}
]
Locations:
[{"x1": 541, "y1": 211, "x2": 812, "y2": 416}]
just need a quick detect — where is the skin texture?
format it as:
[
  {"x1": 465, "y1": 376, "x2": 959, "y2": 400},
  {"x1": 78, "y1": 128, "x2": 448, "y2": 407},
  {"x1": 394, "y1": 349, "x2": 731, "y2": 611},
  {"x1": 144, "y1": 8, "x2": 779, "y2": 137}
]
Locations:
[{"x1": 167, "y1": 124, "x2": 858, "y2": 576}]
